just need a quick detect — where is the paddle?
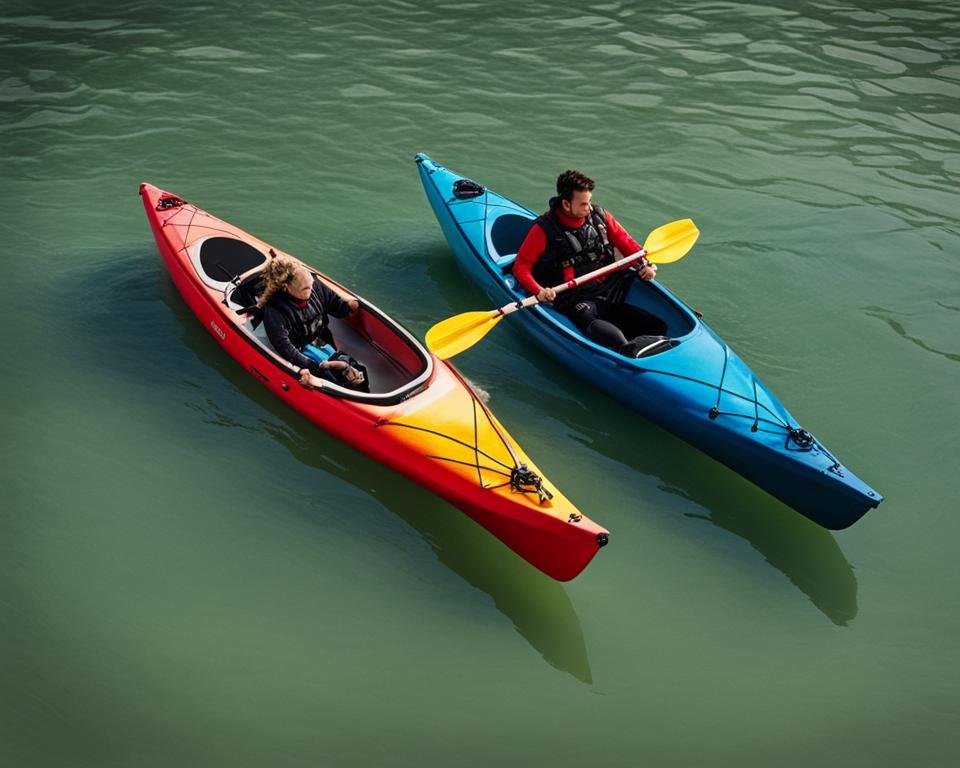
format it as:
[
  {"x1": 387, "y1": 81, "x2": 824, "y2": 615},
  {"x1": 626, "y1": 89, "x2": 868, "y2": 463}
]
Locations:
[{"x1": 425, "y1": 218, "x2": 699, "y2": 360}]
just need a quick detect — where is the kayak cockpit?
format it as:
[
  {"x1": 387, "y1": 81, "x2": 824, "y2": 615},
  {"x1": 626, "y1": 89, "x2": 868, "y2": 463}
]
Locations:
[
  {"x1": 619, "y1": 277, "x2": 698, "y2": 339},
  {"x1": 487, "y1": 212, "x2": 534, "y2": 268},
  {"x1": 485, "y1": 213, "x2": 698, "y2": 358},
  {"x1": 186, "y1": 234, "x2": 433, "y2": 402},
  {"x1": 227, "y1": 270, "x2": 433, "y2": 401}
]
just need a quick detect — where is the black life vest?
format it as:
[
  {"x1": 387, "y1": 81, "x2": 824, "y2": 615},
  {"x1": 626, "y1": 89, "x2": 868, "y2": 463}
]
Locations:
[
  {"x1": 264, "y1": 276, "x2": 334, "y2": 349},
  {"x1": 531, "y1": 200, "x2": 616, "y2": 288}
]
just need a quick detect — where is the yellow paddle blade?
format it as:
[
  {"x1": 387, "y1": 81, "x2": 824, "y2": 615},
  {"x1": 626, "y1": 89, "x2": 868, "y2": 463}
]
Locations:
[
  {"x1": 425, "y1": 309, "x2": 504, "y2": 359},
  {"x1": 643, "y1": 218, "x2": 700, "y2": 264}
]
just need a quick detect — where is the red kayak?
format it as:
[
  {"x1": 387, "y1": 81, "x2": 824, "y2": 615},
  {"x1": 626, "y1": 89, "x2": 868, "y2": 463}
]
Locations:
[{"x1": 140, "y1": 183, "x2": 609, "y2": 580}]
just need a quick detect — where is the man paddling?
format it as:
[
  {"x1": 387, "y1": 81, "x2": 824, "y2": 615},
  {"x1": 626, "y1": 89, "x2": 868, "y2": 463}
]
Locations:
[{"x1": 512, "y1": 169, "x2": 666, "y2": 355}]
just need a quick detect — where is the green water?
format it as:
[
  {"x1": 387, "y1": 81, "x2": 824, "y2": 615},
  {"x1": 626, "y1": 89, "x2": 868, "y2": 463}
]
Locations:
[{"x1": 2, "y1": 1, "x2": 958, "y2": 765}]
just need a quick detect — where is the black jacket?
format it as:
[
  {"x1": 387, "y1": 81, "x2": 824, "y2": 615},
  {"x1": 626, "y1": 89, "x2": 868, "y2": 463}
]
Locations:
[{"x1": 262, "y1": 275, "x2": 351, "y2": 374}]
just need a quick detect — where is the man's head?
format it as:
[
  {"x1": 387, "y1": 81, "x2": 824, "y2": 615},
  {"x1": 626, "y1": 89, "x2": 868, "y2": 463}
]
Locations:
[{"x1": 556, "y1": 169, "x2": 595, "y2": 218}]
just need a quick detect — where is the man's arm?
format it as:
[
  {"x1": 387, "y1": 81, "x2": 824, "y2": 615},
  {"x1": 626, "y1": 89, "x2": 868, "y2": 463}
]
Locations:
[
  {"x1": 604, "y1": 211, "x2": 642, "y2": 255},
  {"x1": 606, "y1": 211, "x2": 656, "y2": 280},
  {"x1": 512, "y1": 224, "x2": 556, "y2": 301}
]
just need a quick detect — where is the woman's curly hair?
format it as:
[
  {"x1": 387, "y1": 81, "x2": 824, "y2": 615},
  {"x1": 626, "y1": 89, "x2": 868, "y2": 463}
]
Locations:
[{"x1": 257, "y1": 255, "x2": 302, "y2": 308}]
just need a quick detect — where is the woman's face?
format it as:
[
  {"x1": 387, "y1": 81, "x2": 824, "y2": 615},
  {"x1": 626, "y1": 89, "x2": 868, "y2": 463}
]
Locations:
[{"x1": 285, "y1": 267, "x2": 313, "y2": 301}]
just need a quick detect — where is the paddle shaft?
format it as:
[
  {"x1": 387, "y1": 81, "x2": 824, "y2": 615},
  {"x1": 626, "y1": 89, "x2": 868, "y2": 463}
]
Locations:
[
  {"x1": 424, "y1": 218, "x2": 697, "y2": 359},
  {"x1": 496, "y1": 249, "x2": 649, "y2": 318}
]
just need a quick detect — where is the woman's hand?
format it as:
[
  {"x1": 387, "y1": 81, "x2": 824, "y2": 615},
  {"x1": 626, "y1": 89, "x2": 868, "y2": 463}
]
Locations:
[
  {"x1": 325, "y1": 359, "x2": 363, "y2": 386},
  {"x1": 347, "y1": 298, "x2": 360, "y2": 313},
  {"x1": 342, "y1": 365, "x2": 363, "y2": 386},
  {"x1": 299, "y1": 368, "x2": 313, "y2": 386}
]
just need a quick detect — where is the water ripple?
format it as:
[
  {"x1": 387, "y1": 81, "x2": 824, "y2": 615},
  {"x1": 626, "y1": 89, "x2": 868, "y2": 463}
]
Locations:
[
  {"x1": 0, "y1": 104, "x2": 112, "y2": 132},
  {"x1": 696, "y1": 3, "x2": 795, "y2": 20},
  {"x1": 864, "y1": 306, "x2": 960, "y2": 363},
  {"x1": 659, "y1": 13, "x2": 708, "y2": 29},
  {"x1": 0, "y1": 14, "x2": 122, "y2": 31},
  {"x1": 340, "y1": 83, "x2": 392, "y2": 99},
  {"x1": 603, "y1": 93, "x2": 663, "y2": 108},
  {"x1": 0, "y1": 77, "x2": 85, "y2": 103},
  {"x1": 821, "y1": 44, "x2": 907, "y2": 74},
  {"x1": 550, "y1": 15, "x2": 623, "y2": 31},
  {"x1": 172, "y1": 46, "x2": 248, "y2": 60},
  {"x1": 875, "y1": 76, "x2": 960, "y2": 100},
  {"x1": 830, "y1": 37, "x2": 942, "y2": 65}
]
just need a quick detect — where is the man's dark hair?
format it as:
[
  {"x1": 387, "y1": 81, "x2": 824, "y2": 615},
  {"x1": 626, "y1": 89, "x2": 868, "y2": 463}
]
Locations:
[{"x1": 556, "y1": 170, "x2": 595, "y2": 201}]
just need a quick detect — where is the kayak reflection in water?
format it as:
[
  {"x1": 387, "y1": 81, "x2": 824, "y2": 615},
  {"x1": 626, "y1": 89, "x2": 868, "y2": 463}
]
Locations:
[
  {"x1": 257, "y1": 255, "x2": 368, "y2": 390},
  {"x1": 512, "y1": 169, "x2": 668, "y2": 357}
]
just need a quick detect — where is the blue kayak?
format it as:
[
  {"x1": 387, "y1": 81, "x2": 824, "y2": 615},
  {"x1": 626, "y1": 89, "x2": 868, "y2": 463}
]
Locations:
[{"x1": 415, "y1": 152, "x2": 883, "y2": 529}]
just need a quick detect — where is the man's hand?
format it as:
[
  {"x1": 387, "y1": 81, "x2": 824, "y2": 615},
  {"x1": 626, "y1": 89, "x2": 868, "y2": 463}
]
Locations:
[
  {"x1": 347, "y1": 298, "x2": 360, "y2": 313},
  {"x1": 536, "y1": 286, "x2": 557, "y2": 303},
  {"x1": 637, "y1": 262, "x2": 657, "y2": 281}
]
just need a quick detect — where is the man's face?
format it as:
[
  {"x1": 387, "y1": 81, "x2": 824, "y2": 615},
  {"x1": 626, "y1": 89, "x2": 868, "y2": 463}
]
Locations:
[{"x1": 562, "y1": 189, "x2": 592, "y2": 218}]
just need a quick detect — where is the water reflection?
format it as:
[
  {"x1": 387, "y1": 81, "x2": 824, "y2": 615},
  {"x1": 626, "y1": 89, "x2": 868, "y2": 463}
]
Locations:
[
  {"x1": 253, "y1": 412, "x2": 595, "y2": 684},
  {"x1": 514, "y1": 352, "x2": 857, "y2": 626},
  {"x1": 79, "y1": 255, "x2": 593, "y2": 682}
]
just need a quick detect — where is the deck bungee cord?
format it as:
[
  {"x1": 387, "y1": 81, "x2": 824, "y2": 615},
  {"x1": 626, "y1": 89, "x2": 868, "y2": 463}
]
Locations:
[
  {"x1": 378, "y1": 386, "x2": 554, "y2": 504},
  {"x1": 156, "y1": 198, "x2": 247, "y2": 257}
]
